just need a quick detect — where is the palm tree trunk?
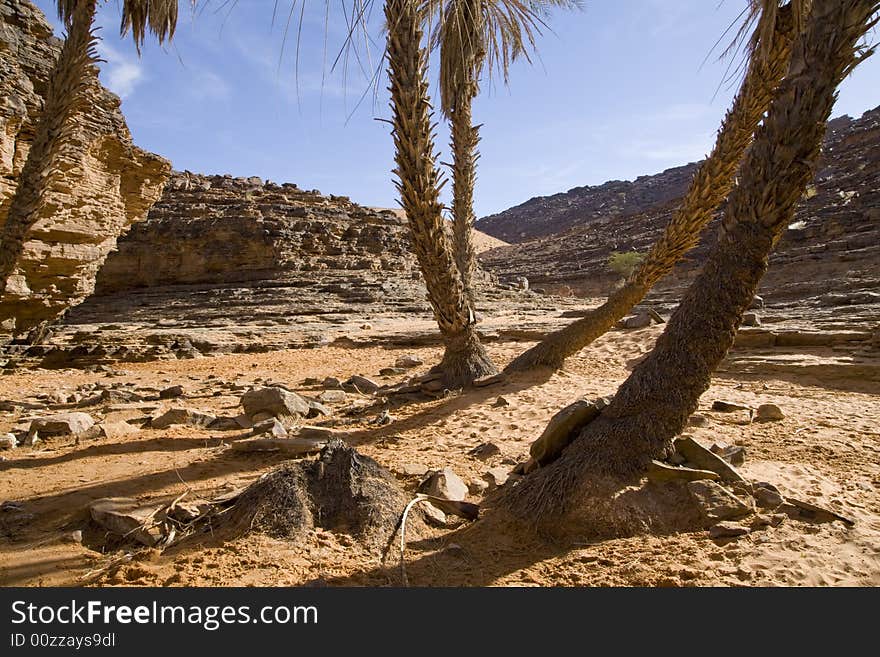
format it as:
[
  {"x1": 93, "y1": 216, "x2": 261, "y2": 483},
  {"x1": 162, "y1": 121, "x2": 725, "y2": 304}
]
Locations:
[
  {"x1": 506, "y1": 4, "x2": 796, "y2": 373},
  {"x1": 450, "y1": 91, "x2": 480, "y2": 313},
  {"x1": 0, "y1": 0, "x2": 99, "y2": 295},
  {"x1": 384, "y1": 0, "x2": 497, "y2": 385},
  {"x1": 505, "y1": 0, "x2": 879, "y2": 522}
]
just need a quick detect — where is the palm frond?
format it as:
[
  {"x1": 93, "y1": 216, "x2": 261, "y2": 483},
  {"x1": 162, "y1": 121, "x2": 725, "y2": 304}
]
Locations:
[
  {"x1": 724, "y1": 0, "x2": 812, "y2": 64},
  {"x1": 120, "y1": 0, "x2": 191, "y2": 53}
]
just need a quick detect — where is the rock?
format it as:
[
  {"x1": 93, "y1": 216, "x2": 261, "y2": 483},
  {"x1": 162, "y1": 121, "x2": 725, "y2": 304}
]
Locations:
[
  {"x1": 229, "y1": 437, "x2": 327, "y2": 454},
  {"x1": 343, "y1": 375, "x2": 380, "y2": 394},
  {"x1": 394, "y1": 355, "x2": 423, "y2": 369},
  {"x1": 0, "y1": 0, "x2": 170, "y2": 335},
  {"x1": 711, "y1": 400, "x2": 751, "y2": 413},
  {"x1": 674, "y1": 436, "x2": 747, "y2": 484},
  {"x1": 322, "y1": 377, "x2": 342, "y2": 389},
  {"x1": 379, "y1": 367, "x2": 407, "y2": 376},
  {"x1": 89, "y1": 498, "x2": 161, "y2": 546},
  {"x1": 0, "y1": 434, "x2": 17, "y2": 450},
  {"x1": 318, "y1": 389, "x2": 347, "y2": 403},
  {"x1": 493, "y1": 396, "x2": 511, "y2": 408},
  {"x1": 29, "y1": 413, "x2": 95, "y2": 437},
  {"x1": 208, "y1": 416, "x2": 245, "y2": 431},
  {"x1": 251, "y1": 418, "x2": 289, "y2": 438},
  {"x1": 159, "y1": 385, "x2": 185, "y2": 399},
  {"x1": 647, "y1": 460, "x2": 720, "y2": 483},
  {"x1": 749, "y1": 295, "x2": 765, "y2": 310},
  {"x1": 301, "y1": 377, "x2": 321, "y2": 386},
  {"x1": 755, "y1": 403, "x2": 784, "y2": 422},
  {"x1": 419, "y1": 468, "x2": 468, "y2": 501},
  {"x1": 622, "y1": 313, "x2": 652, "y2": 329},
  {"x1": 529, "y1": 397, "x2": 610, "y2": 467},
  {"x1": 66, "y1": 530, "x2": 83, "y2": 543},
  {"x1": 420, "y1": 501, "x2": 447, "y2": 526},
  {"x1": 306, "y1": 400, "x2": 332, "y2": 418},
  {"x1": 473, "y1": 373, "x2": 507, "y2": 387},
  {"x1": 399, "y1": 463, "x2": 429, "y2": 477},
  {"x1": 296, "y1": 426, "x2": 346, "y2": 441},
  {"x1": 709, "y1": 522, "x2": 750, "y2": 539},
  {"x1": 687, "y1": 481, "x2": 753, "y2": 522},
  {"x1": 687, "y1": 413, "x2": 709, "y2": 427},
  {"x1": 150, "y1": 408, "x2": 216, "y2": 429},
  {"x1": 483, "y1": 466, "x2": 510, "y2": 488},
  {"x1": 742, "y1": 312, "x2": 761, "y2": 327},
  {"x1": 647, "y1": 308, "x2": 665, "y2": 324},
  {"x1": 468, "y1": 479, "x2": 490, "y2": 495},
  {"x1": 370, "y1": 410, "x2": 394, "y2": 426},
  {"x1": 749, "y1": 483, "x2": 783, "y2": 508},
  {"x1": 783, "y1": 497, "x2": 855, "y2": 526},
  {"x1": 468, "y1": 442, "x2": 501, "y2": 460},
  {"x1": 98, "y1": 421, "x2": 139, "y2": 440},
  {"x1": 241, "y1": 387, "x2": 310, "y2": 418},
  {"x1": 167, "y1": 500, "x2": 213, "y2": 523}
]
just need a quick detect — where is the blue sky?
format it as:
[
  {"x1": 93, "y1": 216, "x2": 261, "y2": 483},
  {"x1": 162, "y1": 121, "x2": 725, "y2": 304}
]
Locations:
[{"x1": 33, "y1": 0, "x2": 880, "y2": 217}]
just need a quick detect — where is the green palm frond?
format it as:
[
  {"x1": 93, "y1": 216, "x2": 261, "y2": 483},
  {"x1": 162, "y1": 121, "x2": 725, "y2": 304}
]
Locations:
[{"x1": 57, "y1": 0, "x2": 190, "y2": 53}]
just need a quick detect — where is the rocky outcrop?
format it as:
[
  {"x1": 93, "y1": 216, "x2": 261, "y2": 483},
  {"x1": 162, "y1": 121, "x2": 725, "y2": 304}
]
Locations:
[
  {"x1": 0, "y1": 0, "x2": 170, "y2": 335},
  {"x1": 479, "y1": 106, "x2": 880, "y2": 330}
]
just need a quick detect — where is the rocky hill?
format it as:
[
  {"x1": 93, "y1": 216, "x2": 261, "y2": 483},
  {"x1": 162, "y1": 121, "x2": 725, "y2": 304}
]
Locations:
[
  {"x1": 0, "y1": 0, "x2": 170, "y2": 336},
  {"x1": 479, "y1": 106, "x2": 880, "y2": 331}
]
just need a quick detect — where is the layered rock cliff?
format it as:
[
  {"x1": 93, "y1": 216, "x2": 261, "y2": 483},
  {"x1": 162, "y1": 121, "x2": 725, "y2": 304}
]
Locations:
[
  {"x1": 0, "y1": 0, "x2": 170, "y2": 335},
  {"x1": 479, "y1": 106, "x2": 880, "y2": 329}
]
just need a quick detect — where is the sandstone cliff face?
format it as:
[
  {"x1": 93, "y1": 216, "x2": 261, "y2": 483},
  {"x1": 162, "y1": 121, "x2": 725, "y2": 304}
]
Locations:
[
  {"x1": 0, "y1": 0, "x2": 170, "y2": 335},
  {"x1": 479, "y1": 106, "x2": 880, "y2": 328}
]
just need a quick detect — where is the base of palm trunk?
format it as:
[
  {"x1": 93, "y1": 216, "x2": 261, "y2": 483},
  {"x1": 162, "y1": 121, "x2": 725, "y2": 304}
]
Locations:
[
  {"x1": 505, "y1": 340, "x2": 566, "y2": 372},
  {"x1": 436, "y1": 327, "x2": 498, "y2": 388}
]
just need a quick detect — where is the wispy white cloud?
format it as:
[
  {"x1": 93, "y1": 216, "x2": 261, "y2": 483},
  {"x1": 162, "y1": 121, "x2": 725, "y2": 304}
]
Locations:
[{"x1": 97, "y1": 42, "x2": 144, "y2": 99}]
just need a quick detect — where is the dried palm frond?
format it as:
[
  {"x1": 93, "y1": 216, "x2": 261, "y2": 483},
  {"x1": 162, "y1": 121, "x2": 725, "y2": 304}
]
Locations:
[
  {"x1": 120, "y1": 0, "x2": 190, "y2": 52},
  {"x1": 723, "y1": 0, "x2": 812, "y2": 65}
]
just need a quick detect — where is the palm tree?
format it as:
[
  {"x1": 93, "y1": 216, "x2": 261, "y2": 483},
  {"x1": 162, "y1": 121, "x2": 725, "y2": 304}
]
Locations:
[
  {"x1": 0, "y1": 0, "x2": 183, "y2": 299},
  {"x1": 384, "y1": 0, "x2": 498, "y2": 386},
  {"x1": 505, "y1": 0, "x2": 879, "y2": 523},
  {"x1": 506, "y1": 1, "x2": 804, "y2": 373},
  {"x1": 425, "y1": 0, "x2": 578, "y2": 312}
]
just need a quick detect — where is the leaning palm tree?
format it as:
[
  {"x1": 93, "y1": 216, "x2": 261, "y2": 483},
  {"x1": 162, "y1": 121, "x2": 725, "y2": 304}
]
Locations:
[
  {"x1": 384, "y1": 0, "x2": 498, "y2": 386},
  {"x1": 505, "y1": 0, "x2": 879, "y2": 524},
  {"x1": 423, "y1": 0, "x2": 579, "y2": 312},
  {"x1": 506, "y1": 0, "x2": 806, "y2": 373},
  {"x1": 0, "y1": 0, "x2": 183, "y2": 299}
]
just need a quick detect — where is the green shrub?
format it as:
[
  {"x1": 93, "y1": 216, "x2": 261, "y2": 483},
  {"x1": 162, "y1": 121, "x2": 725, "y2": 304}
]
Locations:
[{"x1": 607, "y1": 251, "x2": 645, "y2": 279}]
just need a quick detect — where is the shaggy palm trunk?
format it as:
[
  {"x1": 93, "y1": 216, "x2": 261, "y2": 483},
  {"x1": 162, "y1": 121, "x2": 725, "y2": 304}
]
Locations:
[
  {"x1": 506, "y1": 6, "x2": 795, "y2": 373},
  {"x1": 384, "y1": 0, "x2": 497, "y2": 385},
  {"x1": 450, "y1": 91, "x2": 480, "y2": 313},
  {"x1": 505, "y1": 0, "x2": 878, "y2": 521},
  {"x1": 0, "y1": 0, "x2": 98, "y2": 294}
]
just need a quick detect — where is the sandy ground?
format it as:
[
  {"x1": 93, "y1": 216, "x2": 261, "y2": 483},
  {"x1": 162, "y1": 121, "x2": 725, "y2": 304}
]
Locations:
[{"x1": 0, "y1": 325, "x2": 878, "y2": 587}]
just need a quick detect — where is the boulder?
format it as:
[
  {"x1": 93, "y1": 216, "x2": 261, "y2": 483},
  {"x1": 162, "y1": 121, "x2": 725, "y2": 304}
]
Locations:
[
  {"x1": 343, "y1": 376, "x2": 380, "y2": 394},
  {"x1": 318, "y1": 389, "x2": 347, "y2": 404},
  {"x1": 755, "y1": 403, "x2": 785, "y2": 422},
  {"x1": 306, "y1": 400, "x2": 332, "y2": 418},
  {"x1": 251, "y1": 418, "x2": 289, "y2": 438},
  {"x1": 159, "y1": 385, "x2": 185, "y2": 399},
  {"x1": 674, "y1": 436, "x2": 747, "y2": 484},
  {"x1": 530, "y1": 397, "x2": 609, "y2": 467},
  {"x1": 89, "y1": 498, "x2": 161, "y2": 546},
  {"x1": 98, "y1": 421, "x2": 139, "y2": 440},
  {"x1": 151, "y1": 408, "x2": 216, "y2": 429},
  {"x1": 241, "y1": 387, "x2": 310, "y2": 418},
  {"x1": 419, "y1": 468, "x2": 468, "y2": 501},
  {"x1": 687, "y1": 480, "x2": 753, "y2": 522},
  {"x1": 29, "y1": 413, "x2": 94, "y2": 437}
]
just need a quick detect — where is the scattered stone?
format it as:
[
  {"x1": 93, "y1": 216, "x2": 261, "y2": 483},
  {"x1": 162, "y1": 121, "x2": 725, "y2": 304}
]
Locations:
[
  {"x1": 709, "y1": 522, "x2": 750, "y2": 539},
  {"x1": 420, "y1": 501, "x2": 447, "y2": 526},
  {"x1": 306, "y1": 400, "x2": 332, "y2": 418},
  {"x1": 0, "y1": 434, "x2": 17, "y2": 450},
  {"x1": 468, "y1": 479, "x2": 490, "y2": 495},
  {"x1": 208, "y1": 416, "x2": 244, "y2": 431},
  {"x1": 229, "y1": 437, "x2": 327, "y2": 454},
  {"x1": 29, "y1": 412, "x2": 95, "y2": 438},
  {"x1": 150, "y1": 408, "x2": 216, "y2": 430},
  {"x1": 296, "y1": 426, "x2": 345, "y2": 441},
  {"x1": 647, "y1": 308, "x2": 665, "y2": 324},
  {"x1": 667, "y1": 451, "x2": 687, "y2": 466},
  {"x1": 647, "y1": 460, "x2": 720, "y2": 483},
  {"x1": 711, "y1": 400, "x2": 751, "y2": 413},
  {"x1": 468, "y1": 442, "x2": 501, "y2": 460},
  {"x1": 752, "y1": 482, "x2": 785, "y2": 508},
  {"x1": 711, "y1": 443, "x2": 746, "y2": 466},
  {"x1": 251, "y1": 418, "x2": 289, "y2": 438},
  {"x1": 167, "y1": 500, "x2": 213, "y2": 523},
  {"x1": 622, "y1": 313, "x2": 652, "y2": 329},
  {"x1": 784, "y1": 497, "x2": 855, "y2": 526},
  {"x1": 343, "y1": 375, "x2": 380, "y2": 394},
  {"x1": 322, "y1": 377, "x2": 342, "y2": 389},
  {"x1": 687, "y1": 413, "x2": 709, "y2": 427},
  {"x1": 530, "y1": 397, "x2": 610, "y2": 467},
  {"x1": 241, "y1": 387, "x2": 310, "y2": 418},
  {"x1": 687, "y1": 480, "x2": 753, "y2": 522},
  {"x1": 370, "y1": 410, "x2": 395, "y2": 426},
  {"x1": 742, "y1": 312, "x2": 761, "y2": 327},
  {"x1": 394, "y1": 355, "x2": 423, "y2": 369},
  {"x1": 493, "y1": 396, "x2": 511, "y2": 408},
  {"x1": 379, "y1": 367, "x2": 407, "y2": 376},
  {"x1": 399, "y1": 463, "x2": 429, "y2": 477},
  {"x1": 419, "y1": 468, "x2": 468, "y2": 501},
  {"x1": 159, "y1": 385, "x2": 184, "y2": 399},
  {"x1": 749, "y1": 295, "x2": 765, "y2": 310},
  {"x1": 66, "y1": 530, "x2": 83, "y2": 543},
  {"x1": 89, "y1": 498, "x2": 161, "y2": 546},
  {"x1": 674, "y1": 436, "x2": 747, "y2": 484},
  {"x1": 770, "y1": 513, "x2": 786, "y2": 527},
  {"x1": 483, "y1": 466, "x2": 510, "y2": 488},
  {"x1": 473, "y1": 373, "x2": 507, "y2": 387},
  {"x1": 421, "y1": 379, "x2": 446, "y2": 394},
  {"x1": 318, "y1": 389, "x2": 347, "y2": 404},
  {"x1": 98, "y1": 421, "x2": 139, "y2": 440},
  {"x1": 301, "y1": 377, "x2": 321, "y2": 386},
  {"x1": 755, "y1": 403, "x2": 785, "y2": 422},
  {"x1": 234, "y1": 414, "x2": 253, "y2": 429}
]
